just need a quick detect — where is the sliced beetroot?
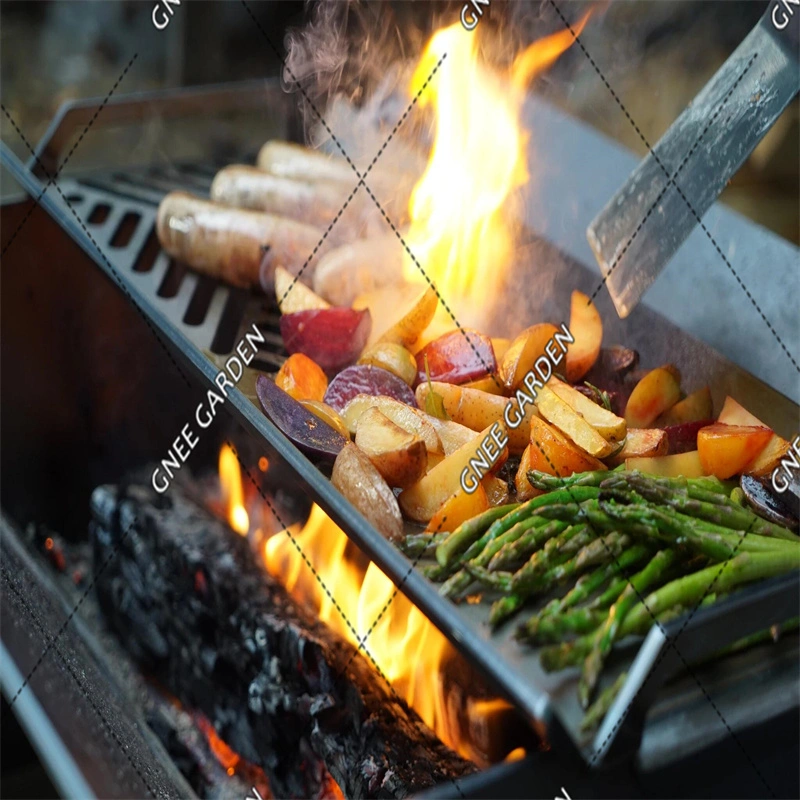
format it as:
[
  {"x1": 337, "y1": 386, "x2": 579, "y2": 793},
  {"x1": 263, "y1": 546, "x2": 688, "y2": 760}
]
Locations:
[
  {"x1": 414, "y1": 329, "x2": 496, "y2": 386},
  {"x1": 256, "y1": 375, "x2": 348, "y2": 460},
  {"x1": 280, "y1": 307, "x2": 371, "y2": 373},
  {"x1": 664, "y1": 419, "x2": 715, "y2": 454},
  {"x1": 324, "y1": 365, "x2": 418, "y2": 413}
]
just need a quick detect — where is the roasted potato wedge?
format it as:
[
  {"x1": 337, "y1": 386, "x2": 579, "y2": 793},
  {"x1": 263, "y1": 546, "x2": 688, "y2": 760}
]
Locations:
[
  {"x1": 605, "y1": 428, "x2": 668, "y2": 467},
  {"x1": 549, "y1": 377, "x2": 626, "y2": 442},
  {"x1": 426, "y1": 416, "x2": 480, "y2": 455},
  {"x1": 332, "y1": 442, "x2": 404, "y2": 541},
  {"x1": 300, "y1": 400, "x2": 350, "y2": 439},
  {"x1": 656, "y1": 386, "x2": 713, "y2": 426},
  {"x1": 717, "y1": 396, "x2": 791, "y2": 476},
  {"x1": 528, "y1": 415, "x2": 607, "y2": 476},
  {"x1": 426, "y1": 484, "x2": 490, "y2": 533},
  {"x1": 354, "y1": 284, "x2": 439, "y2": 347},
  {"x1": 399, "y1": 423, "x2": 505, "y2": 522},
  {"x1": 565, "y1": 291, "x2": 602, "y2": 382},
  {"x1": 625, "y1": 450, "x2": 705, "y2": 478},
  {"x1": 697, "y1": 423, "x2": 773, "y2": 480},
  {"x1": 274, "y1": 265, "x2": 330, "y2": 314},
  {"x1": 535, "y1": 386, "x2": 617, "y2": 458},
  {"x1": 515, "y1": 445, "x2": 542, "y2": 501},
  {"x1": 340, "y1": 394, "x2": 442, "y2": 454},
  {"x1": 275, "y1": 353, "x2": 328, "y2": 403},
  {"x1": 499, "y1": 323, "x2": 558, "y2": 390},
  {"x1": 624, "y1": 366, "x2": 682, "y2": 428},
  {"x1": 482, "y1": 475, "x2": 511, "y2": 506},
  {"x1": 354, "y1": 407, "x2": 428, "y2": 488},
  {"x1": 416, "y1": 381, "x2": 536, "y2": 454},
  {"x1": 358, "y1": 342, "x2": 417, "y2": 385}
]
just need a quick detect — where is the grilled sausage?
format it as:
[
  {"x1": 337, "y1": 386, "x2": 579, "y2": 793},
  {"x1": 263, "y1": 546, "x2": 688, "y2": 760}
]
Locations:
[
  {"x1": 156, "y1": 191, "x2": 325, "y2": 288},
  {"x1": 312, "y1": 234, "x2": 404, "y2": 306},
  {"x1": 256, "y1": 140, "x2": 355, "y2": 185},
  {"x1": 210, "y1": 165, "x2": 355, "y2": 230}
]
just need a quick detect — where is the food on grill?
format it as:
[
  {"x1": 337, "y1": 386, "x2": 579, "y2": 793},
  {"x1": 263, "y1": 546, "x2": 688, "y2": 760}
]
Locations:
[
  {"x1": 255, "y1": 374, "x2": 347, "y2": 459},
  {"x1": 427, "y1": 485, "x2": 491, "y2": 533},
  {"x1": 210, "y1": 165, "x2": 354, "y2": 229},
  {"x1": 273, "y1": 265, "x2": 329, "y2": 313},
  {"x1": 313, "y1": 235, "x2": 404, "y2": 306},
  {"x1": 156, "y1": 191, "x2": 324, "y2": 287},
  {"x1": 625, "y1": 450, "x2": 705, "y2": 477},
  {"x1": 499, "y1": 323, "x2": 559, "y2": 390},
  {"x1": 656, "y1": 385, "x2": 713, "y2": 425},
  {"x1": 624, "y1": 365, "x2": 683, "y2": 428},
  {"x1": 420, "y1": 467, "x2": 799, "y2": 726},
  {"x1": 605, "y1": 427, "x2": 668, "y2": 466},
  {"x1": 332, "y1": 442, "x2": 404, "y2": 542},
  {"x1": 257, "y1": 140, "x2": 357, "y2": 185},
  {"x1": 399, "y1": 422, "x2": 509, "y2": 523},
  {"x1": 357, "y1": 342, "x2": 418, "y2": 385},
  {"x1": 523, "y1": 416, "x2": 607, "y2": 477},
  {"x1": 354, "y1": 407, "x2": 428, "y2": 488},
  {"x1": 414, "y1": 330, "x2": 497, "y2": 387},
  {"x1": 324, "y1": 364, "x2": 419, "y2": 413},
  {"x1": 355, "y1": 284, "x2": 440, "y2": 348},
  {"x1": 275, "y1": 352, "x2": 329, "y2": 403},
  {"x1": 564, "y1": 291, "x2": 603, "y2": 382},
  {"x1": 536, "y1": 386, "x2": 619, "y2": 459},
  {"x1": 427, "y1": 416, "x2": 481, "y2": 455},
  {"x1": 661, "y1": 419, "x2": 713, "y2": 454},
  {"x1": 717, "y1": 396, "x2": 792, "y2": 476},
  {"x1": 697, "y1": 423, "x2": 774, "y2": 479},
  {"x1": 279, "y1": 307, "x2": 372, "y2": 372},
  {"x1": 549, "y1": 378, "x2": 627, "y2": 442},
  {"x1": 340, "y1": 395, "x2": 443, "y2": 454},
  {"x1": 417, "y1": 381, "x2": 534, "y2": 454},
  {"x1": 300, "y1": 400, "x2": 351, "y2": 439}
]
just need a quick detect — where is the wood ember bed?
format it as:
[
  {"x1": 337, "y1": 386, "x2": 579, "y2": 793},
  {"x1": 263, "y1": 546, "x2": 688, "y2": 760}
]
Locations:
[{"x1": 90, "y1": 478, "x2": 477, "y2": 799}]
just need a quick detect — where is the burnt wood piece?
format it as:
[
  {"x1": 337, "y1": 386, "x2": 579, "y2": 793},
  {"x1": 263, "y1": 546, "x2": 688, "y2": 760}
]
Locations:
[{"x1": 90, "y1": 480, "x2": 477, "y2": 799}]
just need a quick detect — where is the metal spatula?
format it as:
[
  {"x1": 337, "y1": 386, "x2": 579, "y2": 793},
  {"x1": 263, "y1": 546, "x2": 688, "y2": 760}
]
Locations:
[{"x1": 587, "y1": 6, "x2": 799, "y2": 318}]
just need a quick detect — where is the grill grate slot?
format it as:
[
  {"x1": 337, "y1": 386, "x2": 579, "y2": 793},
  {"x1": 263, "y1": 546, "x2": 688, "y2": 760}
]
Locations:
[
  {"x1": 183, "y1": 276, "x2": 217, "y2": 326},
  {"x1": 110, "y1": 211, "x2": 141, "y2": 248},
  {"x1": 157, "y1": 260, "x2": 188, "y2": 298},
  {"x1": 88, "y1": 203, "x2": 110, "y2": 225}
]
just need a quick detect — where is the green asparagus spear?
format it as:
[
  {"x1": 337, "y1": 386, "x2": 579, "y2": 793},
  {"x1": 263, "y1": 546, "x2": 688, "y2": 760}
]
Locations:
[
  {"x1": 527, "y1": 470, "x2": 612, "y2": 491},
  {"x1": 399, "y1": 532, "x2": 447, "y2": 558},
  {"x1": 491, "y1": 533, "x2": 631, "y2": 627},
  {"x1": 509, "y1": 526, "x2": 595, "y2": 593},
  {"x1": 580, "y1": 672, "x2": 628, "y2": 733},
  {"x1": 623, "y1": 549, "x2": 800, "y2": 633},
  {"x1": 435, "y1": 503, "x2": 519, "y2": 567},
  {"x1": 593, "y1": 501, "x2": 799, "y2": 560},
  {"x1": 580, "y1": 549, "x2": 678, "y2": 707},
  {"x1": 490, "y1": 521, "x2": 579, "y2": 571},
  {"x1": 621, "y1": 472, "x2": 798, "y2": 541},
  {"x1": 487, "y1": 519, "x2": 568, "y2": 571},
  {"x1": 440, "y1": 521, "x2": 535, "y2": 599},
  {"x1": 516, "y1": 606, "x2": 609, "y2": 644}
]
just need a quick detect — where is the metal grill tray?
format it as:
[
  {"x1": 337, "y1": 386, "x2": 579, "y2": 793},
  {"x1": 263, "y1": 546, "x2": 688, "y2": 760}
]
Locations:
[{"x1": 6, "y1": 81, "x2": 798, "y2": 769}]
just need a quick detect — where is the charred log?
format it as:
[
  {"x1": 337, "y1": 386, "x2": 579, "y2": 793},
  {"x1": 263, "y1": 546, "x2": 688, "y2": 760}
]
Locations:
[{"x1": 90, "y1": 479, "x2": 477, "y2": 799}]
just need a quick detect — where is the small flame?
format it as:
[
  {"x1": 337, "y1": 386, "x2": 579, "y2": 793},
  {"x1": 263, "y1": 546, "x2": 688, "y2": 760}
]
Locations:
[
  {"x1": 404, "y1": 14, "x2": 591, "y2": 322},
  {"x1": 265, "y1": 504, "x2": 470, "y2": 758},
  {"x1": 219, "y1": 444, "x2": 249, "y2": 535}
]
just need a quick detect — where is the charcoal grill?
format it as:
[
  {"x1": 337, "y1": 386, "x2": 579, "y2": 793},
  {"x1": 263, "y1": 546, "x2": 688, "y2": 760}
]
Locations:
[{"x1": 2, "y1": 80, "x2": 799, "y2": 798}]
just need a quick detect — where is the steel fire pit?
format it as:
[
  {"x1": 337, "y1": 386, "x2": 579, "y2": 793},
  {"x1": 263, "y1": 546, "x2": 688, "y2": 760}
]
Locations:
[{"x1": 2, "y1": 76, "x2": 798, "y2": 799}]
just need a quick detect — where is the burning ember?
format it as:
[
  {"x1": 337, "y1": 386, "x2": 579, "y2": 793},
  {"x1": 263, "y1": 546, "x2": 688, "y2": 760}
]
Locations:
[{"x1": 404, "y1": 14, "x2": 591, "y2": 324}]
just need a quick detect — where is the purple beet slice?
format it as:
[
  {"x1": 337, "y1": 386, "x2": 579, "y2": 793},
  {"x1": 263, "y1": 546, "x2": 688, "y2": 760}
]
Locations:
[{"x1": 324, "y1": 365, "x2": 418, "y2": 413}]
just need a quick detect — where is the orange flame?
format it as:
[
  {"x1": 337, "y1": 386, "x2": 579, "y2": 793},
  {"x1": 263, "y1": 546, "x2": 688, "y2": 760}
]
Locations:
[
  {"x1": 219, "y1": 444, "x2": 249, "y2": 535},
  {"x1": 264, "y1": 505, "x2": 459, "y2": 749},
  {"x1": 404, "y1": 13, "x2": 591, "y2": 323}
]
